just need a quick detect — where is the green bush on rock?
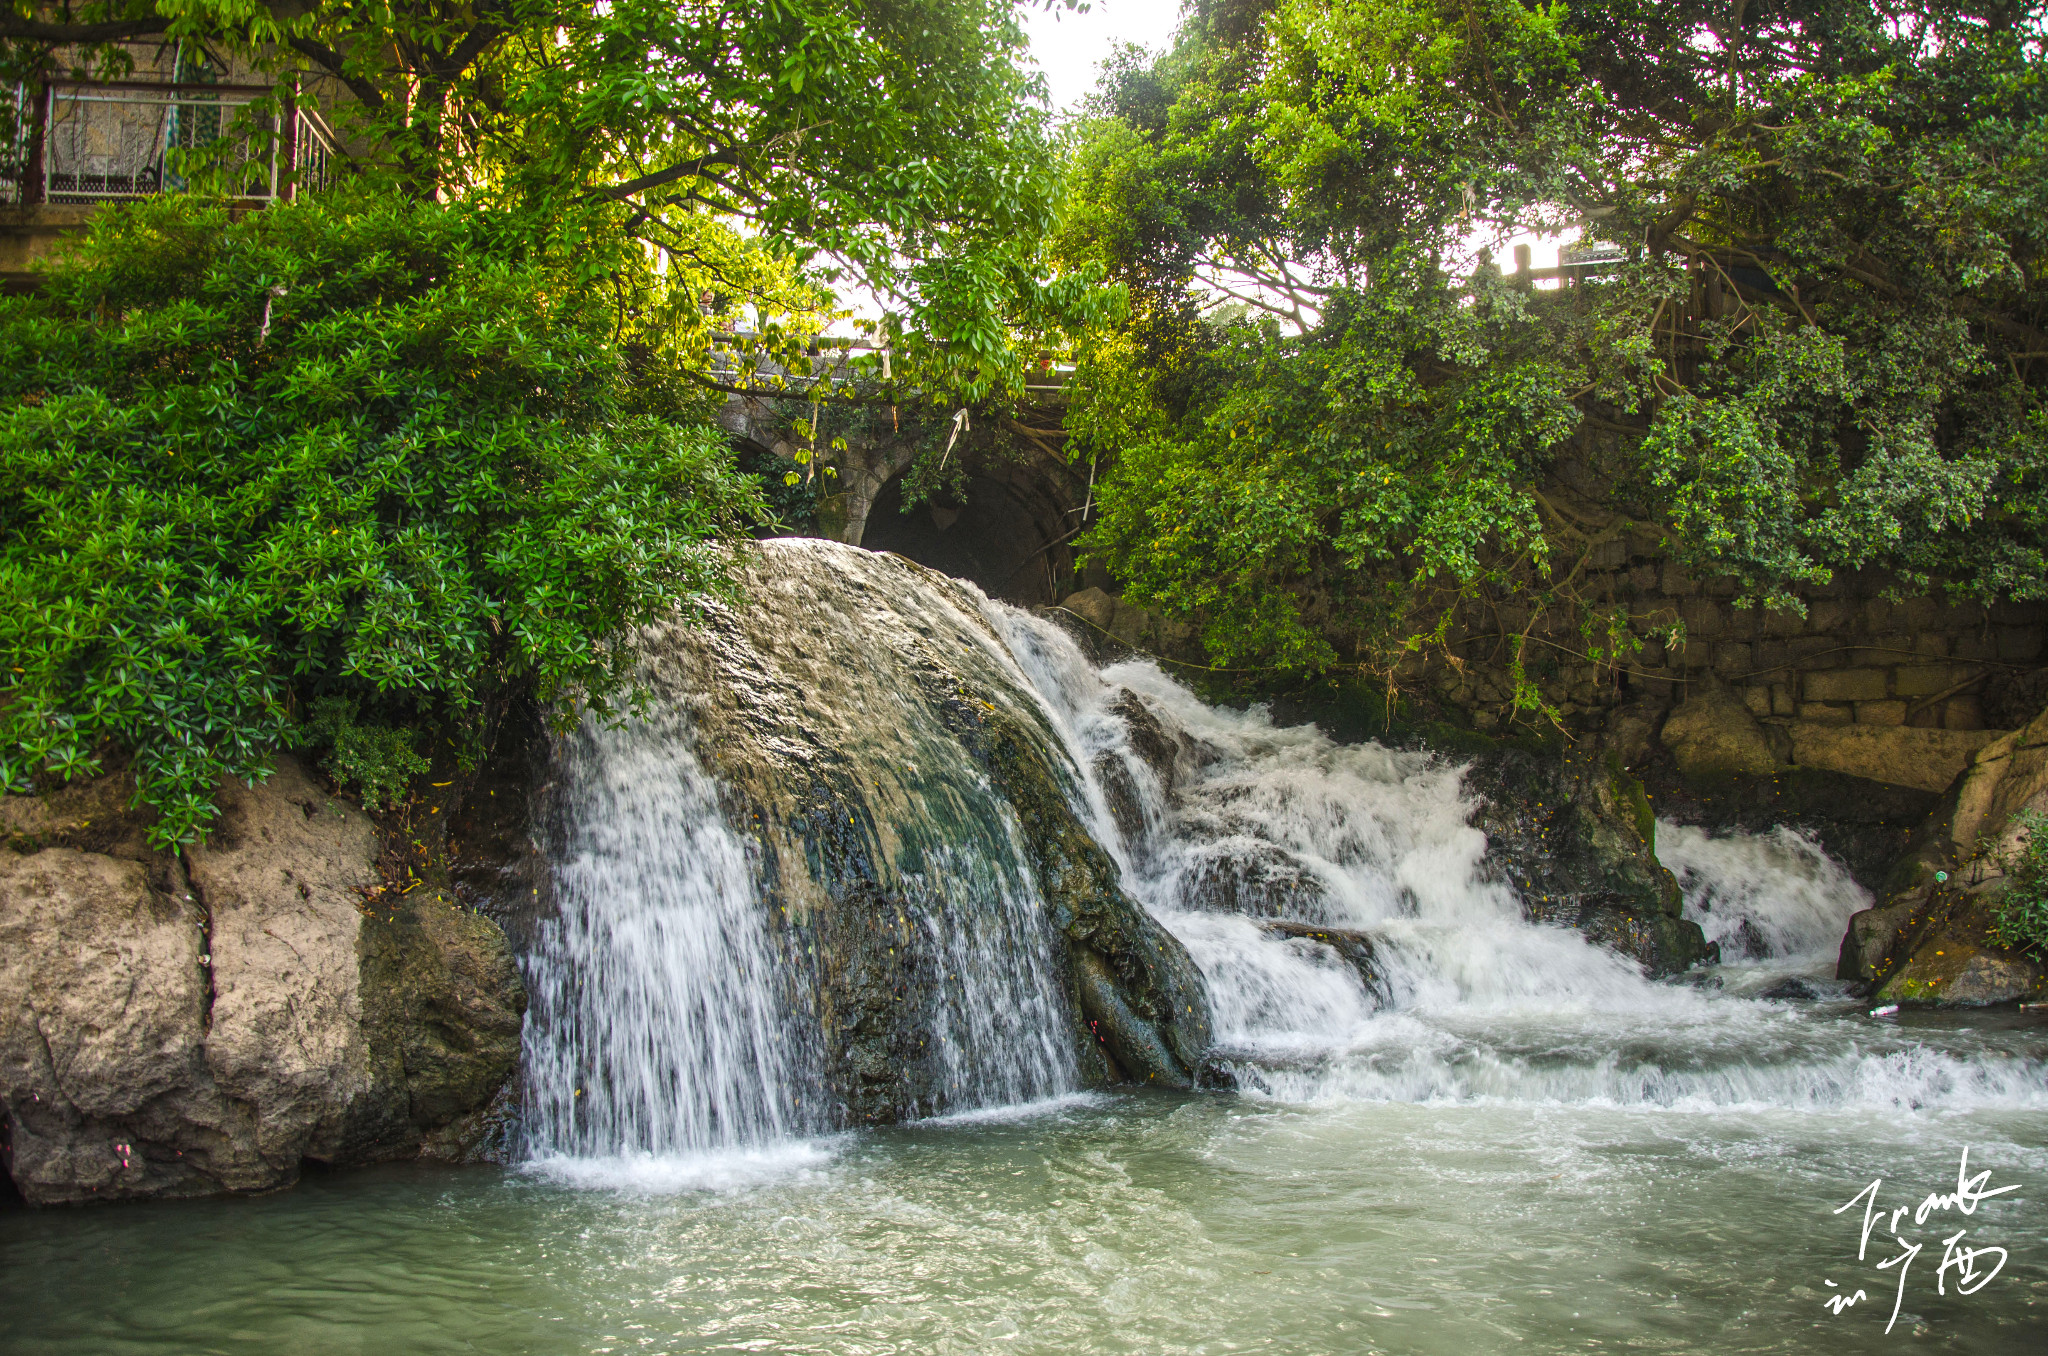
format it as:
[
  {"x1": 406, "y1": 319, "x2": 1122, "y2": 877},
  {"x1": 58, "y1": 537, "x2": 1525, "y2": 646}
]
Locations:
[
  {"x1": 302, "y1": 696, "x2": 430, "y2": 815},
  {"x1": 0, "y1": 193, "x2": 763, "y2": 845},
  {"x1": 1991, "y1": 809, "x2": 2048, "y2": 956}
]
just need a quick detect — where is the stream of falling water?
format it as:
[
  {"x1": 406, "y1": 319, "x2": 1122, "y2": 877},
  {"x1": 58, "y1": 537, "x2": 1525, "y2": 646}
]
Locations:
[
  {"x1": 519, "y1": 703, "x2": 824, "y2": 1187},
  {"x1": 988, "y1": 604, "x2": 2046, "y2": 1114}
]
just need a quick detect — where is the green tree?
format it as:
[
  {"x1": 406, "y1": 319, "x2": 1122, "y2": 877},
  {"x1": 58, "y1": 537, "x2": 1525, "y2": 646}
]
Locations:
[
  {"x1": 1056, "y1": 1, "x2": 2048, "y2": 690},
  {"x1": 0, "y1": 192, "x2": 763, "y2": 843},
  {"x1": 2, "y1": 0, "x2": 1112, "y2": 403}
]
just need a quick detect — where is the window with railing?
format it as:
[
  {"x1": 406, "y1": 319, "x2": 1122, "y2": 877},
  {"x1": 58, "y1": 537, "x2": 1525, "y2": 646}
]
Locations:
[{"x1": 3, "y1": 78, "x2": 338, "y2": 206}]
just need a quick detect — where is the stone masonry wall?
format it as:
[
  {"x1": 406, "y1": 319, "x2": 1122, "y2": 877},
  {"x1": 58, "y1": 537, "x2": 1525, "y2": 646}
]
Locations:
[{"x1": 1416, "y1": 526, "x2": 2046, "y2": 792}]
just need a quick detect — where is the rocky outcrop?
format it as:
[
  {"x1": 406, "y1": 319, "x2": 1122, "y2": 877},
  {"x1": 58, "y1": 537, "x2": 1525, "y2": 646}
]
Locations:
[
  {"x1": 1258, "y1": 921, "x2": 1388, "y2": 1003},
  {"x1": 636, "y1": 541, "x2": 1213, "y2": 1121},
  {"x1": 1467, "y1": 747, "x2": 1712, "y2": 976},
  {"x1": 1659, "y1": 685, "x2": 1779, "y2": 776},
  {"x1": 1837, "y1": 704, "x2": 2048, "y2": 1003},
  {"x1": 1782, "y1": 721, "x2": 2005, "y2": 795},
  {"x1": 1052, "y1": 588, "x2": 1198, "y2": 664},
  {"x1": 0, "y1": 757, "x2": 524, "y2": 1205}
]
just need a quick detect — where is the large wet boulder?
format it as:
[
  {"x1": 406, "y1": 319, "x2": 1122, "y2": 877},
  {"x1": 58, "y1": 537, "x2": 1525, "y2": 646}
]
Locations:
[
  {"x1": 1658, "y1": 684, "x2": 1779, "y2": 777},
  {"x1": 0, "y1": 757, "x2": 524, "y2": 1205},
  {"x1": 1838, "y1": 703, "x2": 2048, "y2": 1003},
  {"x1": 638, "y1": 541, "x2": 1213, "y2": 1120},
  {"x1": 1466, "y1": 746, "x2": 1712, "y2": 976}
]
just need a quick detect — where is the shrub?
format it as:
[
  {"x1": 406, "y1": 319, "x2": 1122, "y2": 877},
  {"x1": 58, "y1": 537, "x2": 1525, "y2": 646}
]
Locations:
[
  {"x1": 1990, "y1": 809, "x2": 2048, "y2": 956},
  {"x1": 302, "y1": 696, "x2": 430, "y2": 814},
  {"x1": 0, "y1": 192, "x2": 763, "y2": 844}
]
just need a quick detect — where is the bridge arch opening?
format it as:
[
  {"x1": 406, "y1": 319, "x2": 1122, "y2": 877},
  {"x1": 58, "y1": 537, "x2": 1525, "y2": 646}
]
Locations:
[{"x1": 860, "y1": 468, "x2": 1076, "y2": 607}]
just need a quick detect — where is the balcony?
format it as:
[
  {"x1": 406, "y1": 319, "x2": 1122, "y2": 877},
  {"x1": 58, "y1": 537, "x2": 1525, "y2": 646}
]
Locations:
[
  {"x1": 6, "y1": 78, "x2": 337, "y2": 205},
  {"x1": 2, "y1": 78, "x2": 338, "y2": 288}
]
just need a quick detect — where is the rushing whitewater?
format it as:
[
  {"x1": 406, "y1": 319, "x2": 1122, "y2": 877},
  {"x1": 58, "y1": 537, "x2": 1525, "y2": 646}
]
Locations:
[
  {"x1": 1658, "y1": 819, "x2": 1872, "y2": 962},
  {"x1": 986, "y1": 602, "x2": 2046, "y2": 1113},
  {"x1": 520, "y1": 540, "x2": 2043, "y2": 1183},
  {"x1": 521, "y1": 710, "x2": 813, "y2": 1170}
]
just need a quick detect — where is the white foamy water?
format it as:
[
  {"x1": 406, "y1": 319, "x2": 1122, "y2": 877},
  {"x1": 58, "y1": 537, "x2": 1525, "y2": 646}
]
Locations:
[
  {"x1": 521, "y1": 711, "x2": 812, "y2": 1163},
  {"x1": 986, "y1": 603, "x2": 2047, "y2": 1114},
  {"x1": 521, "y1": 1139, "x2": 840, "y2": 1194},
  {"x1": 1658, "y1": 818, "x2": 1872, "y2": 961},
  {"x1": 522, "y1": 551, "x2": 2042, "y2": 1187}
]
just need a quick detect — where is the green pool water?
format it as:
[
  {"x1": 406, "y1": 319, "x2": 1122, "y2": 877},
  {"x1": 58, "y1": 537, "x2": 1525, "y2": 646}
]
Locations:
[{"x1": 5, "y1": 1072, "x2": 2043, "y2": 1355}]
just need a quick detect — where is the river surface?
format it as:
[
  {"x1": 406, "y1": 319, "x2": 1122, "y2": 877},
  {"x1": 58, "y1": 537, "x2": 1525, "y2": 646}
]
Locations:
[
  {"x1": 4, "y1": 1027, "x2": 2045, "y2": 1355},
  {"x1": 5, "y1": 555, "x2": 2046, "y2": 1353}
]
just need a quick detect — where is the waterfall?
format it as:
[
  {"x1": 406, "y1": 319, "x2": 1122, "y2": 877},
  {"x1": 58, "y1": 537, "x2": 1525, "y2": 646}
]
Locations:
[
  {"x1": 1657, "y1": 820, "x2": 1871, "y2": 962},
  {"x1": 519, "y1": 543, "x2": 1089, "y2": 1182},
  {"x1": 520, "y1": 708, "x2": 816, "y2": 1182},
  {"x1": 984, "y1": 603, "x2": 2045, "y2": 1112},
  {"x1": 518, "y1": 542, "x2": 2043, "y2": 1185}
]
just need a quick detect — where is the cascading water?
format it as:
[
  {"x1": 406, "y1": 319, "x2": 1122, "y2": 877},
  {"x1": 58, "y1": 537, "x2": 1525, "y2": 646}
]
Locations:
[
  {"x1": 1658, "y1": 818, "x2": 1871, "y2": 963},
  {"x1": 15, "y1": 542, "x2": 2042, "y2": 1356},
  {"x1": 521, "y1": 542, "x2": 2041, "y2": 1190},
  {"x1": 986, "y1": 603, "x2": 2048, "y2": 1114},
  {"x1": 518, "y1": 544, "x2": 1099, "y2": 1180},
  {"x1": 520, "y1": 707, "x2": 816, "y2": 1182}
]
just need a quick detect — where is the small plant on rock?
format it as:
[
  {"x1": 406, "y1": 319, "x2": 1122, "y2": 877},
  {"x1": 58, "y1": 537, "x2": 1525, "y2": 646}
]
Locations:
[
  {"x1": 1990, "y1": 809, "x2": 2048, "y2": 956},
  {"x1": 303, "y1": 697, "x2": 429, "y2": 813}
]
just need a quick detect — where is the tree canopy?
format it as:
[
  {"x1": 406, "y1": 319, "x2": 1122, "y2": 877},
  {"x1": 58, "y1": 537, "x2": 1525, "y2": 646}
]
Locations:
[
  {"x1": 0, "y1": 192, "x2": 771, "y2": 844},
  {"x1": 0, "y1": 0, "x2": 1119, "y2": 837},
  {"x1": 1055, "y1": 0, "x2": 2048, "y2": 681},
  {"x1": 3, "y1": 0, "x2": 1113, "y2": 400}
]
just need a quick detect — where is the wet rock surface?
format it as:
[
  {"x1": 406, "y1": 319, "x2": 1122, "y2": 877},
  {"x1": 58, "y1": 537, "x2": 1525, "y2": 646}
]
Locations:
[
  {"x1": 635, "y1": 540, "x2": 1213, "y2": 1121},
  {"x1": 0, "y1": 757, "x2": 525, "y2": 1205},
  {"x1": 1837, "y1": 701, "x2": 2048, "y2": 1002},
  {"x1": 1466, "y1": 747, "x2": 1712, "y2": 976},
  {"x1": 1257, "y1": 921, "x2": 1388, "y2": 1002}
]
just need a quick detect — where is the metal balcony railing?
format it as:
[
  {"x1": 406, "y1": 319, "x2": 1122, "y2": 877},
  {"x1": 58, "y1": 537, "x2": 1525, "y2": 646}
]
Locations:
[{"x1": 4, "y1": 79, "x2": 338, "y2": 206}]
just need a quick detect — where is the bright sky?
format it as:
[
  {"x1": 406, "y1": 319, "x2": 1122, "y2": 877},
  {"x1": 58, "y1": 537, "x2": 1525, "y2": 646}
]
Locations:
[{"x1": 1021, "y1": 0, "x2": 1187, "y2": 111}]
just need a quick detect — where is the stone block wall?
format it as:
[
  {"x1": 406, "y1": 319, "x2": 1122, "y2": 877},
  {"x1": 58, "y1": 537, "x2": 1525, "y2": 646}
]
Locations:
[{"x1": 1423, "y1": 531, "x2": 2046, "y2": 749}]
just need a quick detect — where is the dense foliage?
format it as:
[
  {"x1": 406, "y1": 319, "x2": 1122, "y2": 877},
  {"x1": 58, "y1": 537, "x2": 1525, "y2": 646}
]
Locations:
[
  {"x1": 0, "y1": 1, "x2": 1123, "y2": 837},
  {"x1": 2, "y1": 0, "x2": 1114, "y2": 402},
  {"x1": 1056, "y1": 1, "x2": 2048, "y2": 678},
  {"x1": 0, "y1": 194, "x2": 762, "y2": 843}
]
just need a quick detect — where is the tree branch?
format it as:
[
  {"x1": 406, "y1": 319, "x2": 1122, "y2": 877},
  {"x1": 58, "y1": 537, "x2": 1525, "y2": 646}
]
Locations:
[{"x1": 288, "y1": 35, "x2": 386, "y2": 110}]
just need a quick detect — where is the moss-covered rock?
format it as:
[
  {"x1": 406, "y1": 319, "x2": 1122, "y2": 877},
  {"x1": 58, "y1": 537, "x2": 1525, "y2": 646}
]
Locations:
[
  {"x1": 637, "y1": 540, "x2": 1214, "y2": 1124},
  {"x1": 1466, "y1": 746, "x2": 1712, "y2": 976},
  {"x1": 1837, "y1": 700, "x2": 2048, "y2": 1002}
]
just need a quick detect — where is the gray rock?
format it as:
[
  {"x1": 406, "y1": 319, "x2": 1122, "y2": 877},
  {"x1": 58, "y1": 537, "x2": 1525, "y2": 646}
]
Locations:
[
  {"x1": 640, "y1": 541, "x2": 1214, "y2": 1119},
  {"x1": 187, "y1": 760, "x2": 395, "y2": 1168},
  {"x1": 1837, "y1": 699, "x2": 2048, "y2": 991},
  {"x1": 1, "y1": 756, "x2": 525, "y2": 1205},
  {"x1": 0, "y1": 848, "x2": 228, "y2": 1202},
  {"x1": 1942, "y1": 951, "x2": 2041, "y2": 1005},
  {"x1": 1660, "y1": 685, "x2": 1778, "y2": 777},
  {"x1": 1467, "y1": 746, "x2": 1712, "y2": 976}
]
